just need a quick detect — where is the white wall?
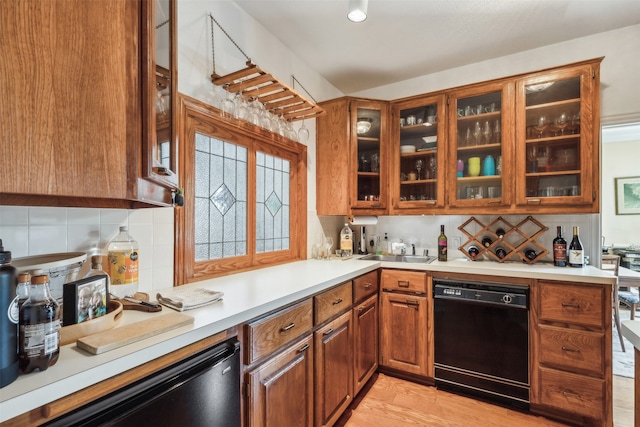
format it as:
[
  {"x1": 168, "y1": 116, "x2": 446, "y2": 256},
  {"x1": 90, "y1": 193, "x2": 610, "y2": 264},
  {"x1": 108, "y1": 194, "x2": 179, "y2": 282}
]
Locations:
[{"x1": 602, "y1": 138, "x2": 640, "y2": 247}]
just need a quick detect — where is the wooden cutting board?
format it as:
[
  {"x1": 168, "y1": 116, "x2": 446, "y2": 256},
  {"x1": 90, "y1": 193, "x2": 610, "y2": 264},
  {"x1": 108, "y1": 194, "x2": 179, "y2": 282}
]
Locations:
[{"x1": 77, "y1": 312, "x2": 194, "y2": 355}]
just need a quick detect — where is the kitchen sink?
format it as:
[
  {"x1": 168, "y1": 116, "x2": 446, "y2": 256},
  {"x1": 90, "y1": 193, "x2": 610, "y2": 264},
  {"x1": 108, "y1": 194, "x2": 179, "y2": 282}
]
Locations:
[{"x1": 358, "y1": 254, "x2": 437, "y2": 264}]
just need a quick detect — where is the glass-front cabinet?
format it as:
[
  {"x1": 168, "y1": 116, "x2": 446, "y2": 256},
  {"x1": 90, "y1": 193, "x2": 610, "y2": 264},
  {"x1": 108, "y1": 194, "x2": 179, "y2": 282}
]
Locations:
[
  {"x1": 515, "y1": 64, "x2": 597, "y2": 208},
  {"x1": 391, "y1": 95, "x2": 446, "y2": 211},
  {"x1": 351, "y1": 100, "x2": 389, "y2": 213},
  {"x1": 447, "y1": 82, "x2": 513, "y2": 208}
]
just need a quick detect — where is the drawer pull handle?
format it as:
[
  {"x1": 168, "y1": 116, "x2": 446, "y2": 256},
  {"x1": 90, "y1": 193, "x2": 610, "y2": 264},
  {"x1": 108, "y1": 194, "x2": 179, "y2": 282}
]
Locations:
[
  {"x1": 561, "y1": 302, "x2": 581, "y2": 308},
  {"x1": 333, "y1": 298, "x2": 343, "y2": 305},
  {"x1": 398, "y1": 280, "x2": 410, "y2": 288},
  {"x1": 527, "y1": 198, "x2": 541, "y2": 204},
  {"x1": 297, "y1": 343, "x2": 310, "y2": 353},
  {"x1": 280, "y1": 323, "x2": 295, "y2": 332},
  {"x1": 562, "y1": 346, "x2": 580, "y2": 353},
  {"x1": 324, "y1": 328, "x2": 334, "y2": 336},
  {"x1": 405, "y1": 299, "x2": 419, "y2": 310},
  {"x1": 562, "y1": 390, "x2": 582, "y2": 399},
  {"x1": 364, "y1": 283, "x2": 372, "y2": 289},
  {"x1": 358, "y1": 305, "x2": 366, "y2": 313}
]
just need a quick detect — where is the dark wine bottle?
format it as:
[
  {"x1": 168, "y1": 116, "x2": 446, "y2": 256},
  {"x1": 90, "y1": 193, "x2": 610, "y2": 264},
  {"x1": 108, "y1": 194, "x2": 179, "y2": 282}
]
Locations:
[
  {"x1": 495, "y1": 247, "x2": 507, "y2": 259},
  {"x1": 568, "y1": 226, "x2": 584, "y2": 268},
  {"x1": 438, "y1": 225, "x2": 447, "y2": 261},
  {"x1": 481, "y1": 236, "x2": 493, "y2": 248},
  {"x1": 468, "y1": 246, "x2": 480, "y2": 260},
  {"x1": 553, "y1": 226, "x2": 567, "y2": 267}
]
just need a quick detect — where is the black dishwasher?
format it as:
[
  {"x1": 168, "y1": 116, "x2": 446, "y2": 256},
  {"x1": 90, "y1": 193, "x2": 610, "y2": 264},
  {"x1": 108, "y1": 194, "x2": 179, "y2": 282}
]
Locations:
[{"x1": 45, "y1": 338, "x2": 240, "y2": 427}]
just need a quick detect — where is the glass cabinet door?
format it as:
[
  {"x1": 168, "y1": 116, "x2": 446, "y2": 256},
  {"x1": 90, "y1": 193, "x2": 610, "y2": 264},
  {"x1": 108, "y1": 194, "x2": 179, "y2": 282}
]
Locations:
[
  {"x1": 516, "y1": 65, "x2": 594, "y2": 206},
  {"x1": 351, "y1": 101, "x2": 388, "y2": 212},
  {"x1": 393, "y1": 95, "x2": 446, "y2": 209},
  {"x1": 448, "y1": 83, "x2": 511, "y2": 207}
]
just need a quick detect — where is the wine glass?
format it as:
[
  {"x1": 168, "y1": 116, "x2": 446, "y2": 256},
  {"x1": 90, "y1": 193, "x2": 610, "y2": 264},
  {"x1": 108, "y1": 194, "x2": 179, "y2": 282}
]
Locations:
[
  {"x1": 297, "y1": 119, "x2": 310, "y2": 143},
  {"x1": 324, "y1": 237, "x2": 333, "y2": 259},
  {"x1": 482, "y1": 121, "x2": 492, "y2": 145},
  {"x1": 248, "y1": 96, "x2": 264, "y2": 126},
  {"x1": 428, "y1": 157, "x2": 437, "y2": 180},
  {"x1": 220, "y1": 83, "x2": 235, "y2": 119},
  {"x1": 556, "y1": 112, "x2": 568, "y2": 135},
  {"x1": 233, "y1": 89, "x2": 248, "y2": 120},
  {"x1": 493, "y1": 119, "x2": 501, "y2": 143},
  {"x1": 534, "y1": 115, "x2": 547, "y2": 138},
  {"x1": 570, "y1": 112, "x2": 581, "y2": 134},
  {"x1": 415, "y1": 159, "x2": 424, "y2": 180},
  {"x1": 473, "y1": 121, "x2": 482, "y2": 145}
]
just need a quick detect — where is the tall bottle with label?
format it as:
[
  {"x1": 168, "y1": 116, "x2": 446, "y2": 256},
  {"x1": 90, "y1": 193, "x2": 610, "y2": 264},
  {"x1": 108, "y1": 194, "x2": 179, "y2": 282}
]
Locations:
[
  {"x1": 107, "y1": 226, "x2": 139, "y2": 298},
  {"x1": 340, "y1": 223, "x2": 353, "y2": 257},
  {"x1": 0, "y1": 239, "x2": 19, "y2": 388},
  {"x1": 568, "y1": 226, "x2": 584, "y2": 268},
  {"x1": 438, "y1": 225, "x2": 448, "y2": 262},
  {"x1": 19, "y1": 274, "x2": 60, "y2": 373},
  {"x1": 553, "y1": 226, "x2": 567, "y2": 267}
]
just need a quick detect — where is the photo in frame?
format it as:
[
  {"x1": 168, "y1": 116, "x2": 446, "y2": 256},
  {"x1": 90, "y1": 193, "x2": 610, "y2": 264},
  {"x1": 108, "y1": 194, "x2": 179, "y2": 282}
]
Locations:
[
  {"x1": 615, "y1": 176, "x2": 640, "y2": 215},
  {"x1": 63, "y1": 274, "x2": 109, "y2": 326}
]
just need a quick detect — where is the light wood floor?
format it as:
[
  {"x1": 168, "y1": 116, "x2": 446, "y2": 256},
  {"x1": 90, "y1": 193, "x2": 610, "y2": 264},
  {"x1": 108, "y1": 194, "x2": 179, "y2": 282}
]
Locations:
[{"x1": 339, "y1": 374, "x2": 635, "y2": 427}]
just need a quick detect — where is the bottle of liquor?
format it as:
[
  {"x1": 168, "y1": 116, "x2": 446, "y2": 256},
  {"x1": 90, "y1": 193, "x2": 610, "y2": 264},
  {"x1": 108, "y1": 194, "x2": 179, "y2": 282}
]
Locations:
[
  {"x1": 438, "y1": 225, "x2": 447, "y2": 261},
  {"x1": 340, "y1": 223, "x2": 353, "y2": 257},
  {"x1": 568, "y1": 226, "x2": 584, "y2": 268},
  {"x1": 553, "y1": 226, "x2": 567, "y2": 267}
]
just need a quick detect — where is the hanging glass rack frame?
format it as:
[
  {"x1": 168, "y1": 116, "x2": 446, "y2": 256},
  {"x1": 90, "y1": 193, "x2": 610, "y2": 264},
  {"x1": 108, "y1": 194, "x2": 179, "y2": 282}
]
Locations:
[{"x1": 209, "y1": 14, "x2": 324, "y2": 122}]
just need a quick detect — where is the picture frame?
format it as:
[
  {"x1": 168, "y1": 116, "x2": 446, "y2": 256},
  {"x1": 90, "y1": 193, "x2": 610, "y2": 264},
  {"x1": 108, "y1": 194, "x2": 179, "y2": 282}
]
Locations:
[
  {"x1": 615, "y1": 176, "x2": 640, "y2": 215},
  {"x1": 63, "y1": 274, "x2": 109, "y2": 326}
]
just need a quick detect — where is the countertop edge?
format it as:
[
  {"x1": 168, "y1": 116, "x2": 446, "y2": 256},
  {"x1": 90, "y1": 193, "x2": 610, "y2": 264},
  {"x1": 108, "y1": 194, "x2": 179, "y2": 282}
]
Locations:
[{"x1": 621, "y1": 320, "x2": 640, "y2": 351}]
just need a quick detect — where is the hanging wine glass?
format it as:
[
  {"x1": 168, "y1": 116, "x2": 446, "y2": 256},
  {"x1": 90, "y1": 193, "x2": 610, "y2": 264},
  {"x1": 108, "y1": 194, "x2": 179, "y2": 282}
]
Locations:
[
  {"x1": 220, "y1": 83, "x2": 235, "y2": 118},
  {"x1": 155, "y1": 91, "x2": 168, "y2": 118},
  {"x1": 259, "y1": 104, "x2": 272, "y2": 131},
  {"x1": 248, "y1": 96, "x2": 263, "y2": 126},
  {"x1": 286, "y1": 121, "x2": 298, "y2": 140},
  {"x1": 297, "y1": 119, "x2": 310, "y2": 143},
  {"x1": 233, "y1": 89, "x2": 248, "y2": 120}
]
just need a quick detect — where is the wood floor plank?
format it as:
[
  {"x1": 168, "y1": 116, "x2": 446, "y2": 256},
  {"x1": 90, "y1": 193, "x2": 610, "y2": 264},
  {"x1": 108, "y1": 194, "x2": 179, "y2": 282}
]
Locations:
[{"x1": 340, "y1": 373, "x2": 634, "y2": 426}]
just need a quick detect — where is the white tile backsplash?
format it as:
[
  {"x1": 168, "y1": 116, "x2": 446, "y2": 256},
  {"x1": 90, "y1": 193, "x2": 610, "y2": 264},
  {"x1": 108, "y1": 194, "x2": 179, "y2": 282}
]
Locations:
[{"x1": 0, "y1": 205, "x2": 175, "y2": 291}]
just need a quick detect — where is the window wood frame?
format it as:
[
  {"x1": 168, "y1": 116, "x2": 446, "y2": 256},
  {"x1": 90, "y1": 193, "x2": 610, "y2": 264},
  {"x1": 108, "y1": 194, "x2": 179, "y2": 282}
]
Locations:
[{"x1": 175, "y1": 94, "x2": 307, "y2": 284}]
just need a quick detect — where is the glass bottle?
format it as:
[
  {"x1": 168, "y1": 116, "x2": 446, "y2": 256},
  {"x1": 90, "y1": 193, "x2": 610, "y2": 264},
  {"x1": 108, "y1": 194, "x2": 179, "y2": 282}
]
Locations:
[
  {"x1": 438, "y1": 225, "x2": 448, "y2": 262},
  {"x1": 568, "y1": 226, "x2": 584, "y2": 268},
  {"x1": 0, "y1": 239, "x2": 19, "y2": 388},
  {"x1": 16, "y1": 273, "x2": 31, "y2": 307},
  {"x1": 85, "y1": 255, "x2": 109, "y2": 280},
  {"x1": 19, "y1": 274, "x2": 60, "y2": 373},
  {"x1": 553, "y1": 226, "x2": 567, "y2": 267},
  {"x1": 107, "y1": 226, "x2": 139, "y2": 299},
  {"x1": 340, "y1": 223, "x2": 353, "y2": 257}
]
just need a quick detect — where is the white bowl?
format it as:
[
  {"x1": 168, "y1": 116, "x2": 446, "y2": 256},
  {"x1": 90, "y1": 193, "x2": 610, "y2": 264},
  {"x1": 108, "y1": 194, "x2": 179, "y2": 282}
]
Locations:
[{"x1": 400, "y1": 145, "x2": 416, "y2": 154}]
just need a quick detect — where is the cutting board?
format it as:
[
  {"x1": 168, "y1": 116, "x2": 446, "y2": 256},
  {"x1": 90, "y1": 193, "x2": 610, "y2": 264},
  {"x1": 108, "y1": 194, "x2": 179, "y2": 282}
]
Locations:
[{"x1": 77, "y1": 312, "x2": 194, "y2": 355}]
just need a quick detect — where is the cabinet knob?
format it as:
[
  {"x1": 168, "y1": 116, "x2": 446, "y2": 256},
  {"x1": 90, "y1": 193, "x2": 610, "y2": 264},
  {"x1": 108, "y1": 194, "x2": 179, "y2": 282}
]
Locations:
[{"x1": 364, "y1": 283, "x2": 372, "y2": 289}]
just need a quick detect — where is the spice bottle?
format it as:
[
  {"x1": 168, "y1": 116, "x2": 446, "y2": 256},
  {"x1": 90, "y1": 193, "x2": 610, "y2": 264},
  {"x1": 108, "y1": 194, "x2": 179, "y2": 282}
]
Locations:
[
  {"x1": 0, "y1": 239, "x2": 19, "y2": 388},
  {"x1": 19, "y1": 274, "x2": 61, "y2": 373}
]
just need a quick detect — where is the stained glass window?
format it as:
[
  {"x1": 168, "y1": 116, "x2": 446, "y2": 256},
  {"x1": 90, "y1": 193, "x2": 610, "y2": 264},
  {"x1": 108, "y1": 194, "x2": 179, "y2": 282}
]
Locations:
[
  {"x1": 256, "y1": 152, "x2": 290, "y2": 253},
  {"x1": 194, "y1": 133, "x2": 247, "y2": 261}
]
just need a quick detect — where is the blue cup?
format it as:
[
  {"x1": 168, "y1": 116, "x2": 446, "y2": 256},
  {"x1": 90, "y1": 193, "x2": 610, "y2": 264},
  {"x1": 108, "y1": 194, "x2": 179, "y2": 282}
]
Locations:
[{"x1": 483, "y1": 155, "x2": 496, "y2": 176}]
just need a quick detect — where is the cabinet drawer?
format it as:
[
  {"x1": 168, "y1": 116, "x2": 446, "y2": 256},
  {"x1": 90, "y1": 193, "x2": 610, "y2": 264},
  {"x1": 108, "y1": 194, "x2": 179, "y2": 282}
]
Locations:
[
  {"x1": 245, "y1": 299, "x2": 313, "y2": 364},
  {"x1": 353, "y1": 270, "x2": 378, "y2": 303},
  {"x1": 538, "y1": 325, "x2": 604, "y2": 375},
  {"x1": 539, "y1": 282, "x2": 604, "y2": 328},
  {"x1": 539, "y1": 367, "x2": 605, "y2": 420},
  {"x1": 381, "y1": 269, "x2": 427, "y2": 294},
  {"x1": 315, "y1": 281, "x2": 353, "y2": 325}
]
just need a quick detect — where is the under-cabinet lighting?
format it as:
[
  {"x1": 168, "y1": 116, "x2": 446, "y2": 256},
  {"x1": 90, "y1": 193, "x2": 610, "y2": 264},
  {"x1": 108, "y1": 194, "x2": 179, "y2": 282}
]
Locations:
[{"x1": 347, "y1": 0, "x2": 368, "y2": 23}]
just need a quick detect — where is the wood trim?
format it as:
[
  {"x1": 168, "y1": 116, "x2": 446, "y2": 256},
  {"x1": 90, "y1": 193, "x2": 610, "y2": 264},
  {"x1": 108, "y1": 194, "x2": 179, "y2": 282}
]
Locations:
[
  {"x1": 176, "y1": 94, "x2": 307, "y2": 285},
  {"x1": 2, "y1": 329, "x2": 234, "y2": 427}
]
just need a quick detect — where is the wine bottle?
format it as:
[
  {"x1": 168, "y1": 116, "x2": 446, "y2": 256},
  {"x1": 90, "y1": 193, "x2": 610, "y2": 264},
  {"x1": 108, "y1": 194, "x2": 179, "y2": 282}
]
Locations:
[
  {"x1": 438, "y1": 225, "x2": 447, "y2": 261},
  {"x1": 568, "y1": 226, "x2": 584, "y2": 268},
  {"x1": 553, "y1": 226, "x2": 567, "y2": 267}
]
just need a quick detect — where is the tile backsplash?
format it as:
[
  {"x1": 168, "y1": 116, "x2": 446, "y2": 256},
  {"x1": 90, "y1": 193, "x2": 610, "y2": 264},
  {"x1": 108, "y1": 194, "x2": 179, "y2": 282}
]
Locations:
[{"x1": 0, "y1": 206, "x2": 175, "y2": 295}]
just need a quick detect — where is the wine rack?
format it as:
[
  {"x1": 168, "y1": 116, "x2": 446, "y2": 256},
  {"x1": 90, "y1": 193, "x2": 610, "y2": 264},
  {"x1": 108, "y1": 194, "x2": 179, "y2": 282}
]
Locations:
[{"x1": 458, "y1": 216, "x2": 549, "y2": 264}]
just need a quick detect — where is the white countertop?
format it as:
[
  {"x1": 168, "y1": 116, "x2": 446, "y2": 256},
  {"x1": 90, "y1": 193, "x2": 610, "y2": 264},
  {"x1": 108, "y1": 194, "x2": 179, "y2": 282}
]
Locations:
[
  {"x1": 0, "y1": 258, "x2": 615, "y2": 423},
  {"x1": 621, "y1": 320, "x2": 640, "y2": 352}
]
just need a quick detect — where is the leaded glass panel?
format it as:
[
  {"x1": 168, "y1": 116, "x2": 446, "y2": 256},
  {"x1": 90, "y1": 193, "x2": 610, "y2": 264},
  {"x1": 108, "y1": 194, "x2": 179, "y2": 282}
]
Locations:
[{"x1": 256, "y1": 152, "x2": 290, "y2": 253}]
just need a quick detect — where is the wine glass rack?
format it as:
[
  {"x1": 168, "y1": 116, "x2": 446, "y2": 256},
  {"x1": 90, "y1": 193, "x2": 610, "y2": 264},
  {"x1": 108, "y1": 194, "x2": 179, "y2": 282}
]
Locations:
[{"x1": 458, "y1": 216, "x2": 549, "y2": 264}]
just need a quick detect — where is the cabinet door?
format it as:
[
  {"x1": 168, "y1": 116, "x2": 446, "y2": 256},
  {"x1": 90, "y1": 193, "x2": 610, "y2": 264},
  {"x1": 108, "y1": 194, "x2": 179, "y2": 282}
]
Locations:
[
  {"x1": 447, "y1": 82, "x2": 514, "y2": 209},
  {"x1": 353, "y1": 294, "x2": 378, "y2": 394},
  {"x1": 247, "y1": 335, "x2": 314, "y2": 427},
  {"x1": 391, "y1": 94, "x2": 447, "y2": 211},
  {"x1": 314, "y1": 311, "x2": 353, "y2": 427},
  {"x1": 379, "y1": 292, "x2": 428, "y2": 376},
  {"x1": 350, "y1": 100, "x2": 389, "y2": 214},
  {"x1": 515, "y1": 62, "x2": 599, "y2": 209}
]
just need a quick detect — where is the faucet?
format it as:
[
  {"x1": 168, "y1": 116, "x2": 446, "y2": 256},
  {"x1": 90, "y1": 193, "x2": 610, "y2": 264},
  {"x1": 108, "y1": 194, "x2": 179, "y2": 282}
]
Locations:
[{"x1": 411, "y1": 243, "x2": 416, "y2": 255}]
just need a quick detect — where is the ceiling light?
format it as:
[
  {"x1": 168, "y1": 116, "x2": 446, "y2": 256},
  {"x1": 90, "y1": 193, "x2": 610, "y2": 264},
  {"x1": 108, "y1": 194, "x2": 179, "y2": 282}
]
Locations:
[
  {"x1": 347, "y1": 0, "x2": 368, "y2": 23},
  {"x1": 356, "y1": 117, "x2": 372, "y2": 134}
]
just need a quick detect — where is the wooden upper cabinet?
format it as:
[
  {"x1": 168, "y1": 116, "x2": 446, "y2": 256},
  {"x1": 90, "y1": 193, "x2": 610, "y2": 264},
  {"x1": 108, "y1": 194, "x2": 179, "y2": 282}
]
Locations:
[
  {"x1": 446, "y1": 81, "x2": 515, "y2": 211},
  {"x1": 0, "y1": 0, "x2": 175, "y2": 208},
  {"x1": 514, "y1": 59, "x2": 601, "y2": 213},
  {"x1": 390, "y1": 94, "x2": 447, "y2": 212},
  {"x1": 316, "y1": 97, "x2": 390, "y2": 215}
]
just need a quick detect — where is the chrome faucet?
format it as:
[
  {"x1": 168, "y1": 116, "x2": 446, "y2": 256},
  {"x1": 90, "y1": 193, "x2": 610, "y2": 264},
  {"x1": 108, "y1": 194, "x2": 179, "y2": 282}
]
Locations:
[{"x1": 411, "y1": 243, "x2": 416, "y2": 255}]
